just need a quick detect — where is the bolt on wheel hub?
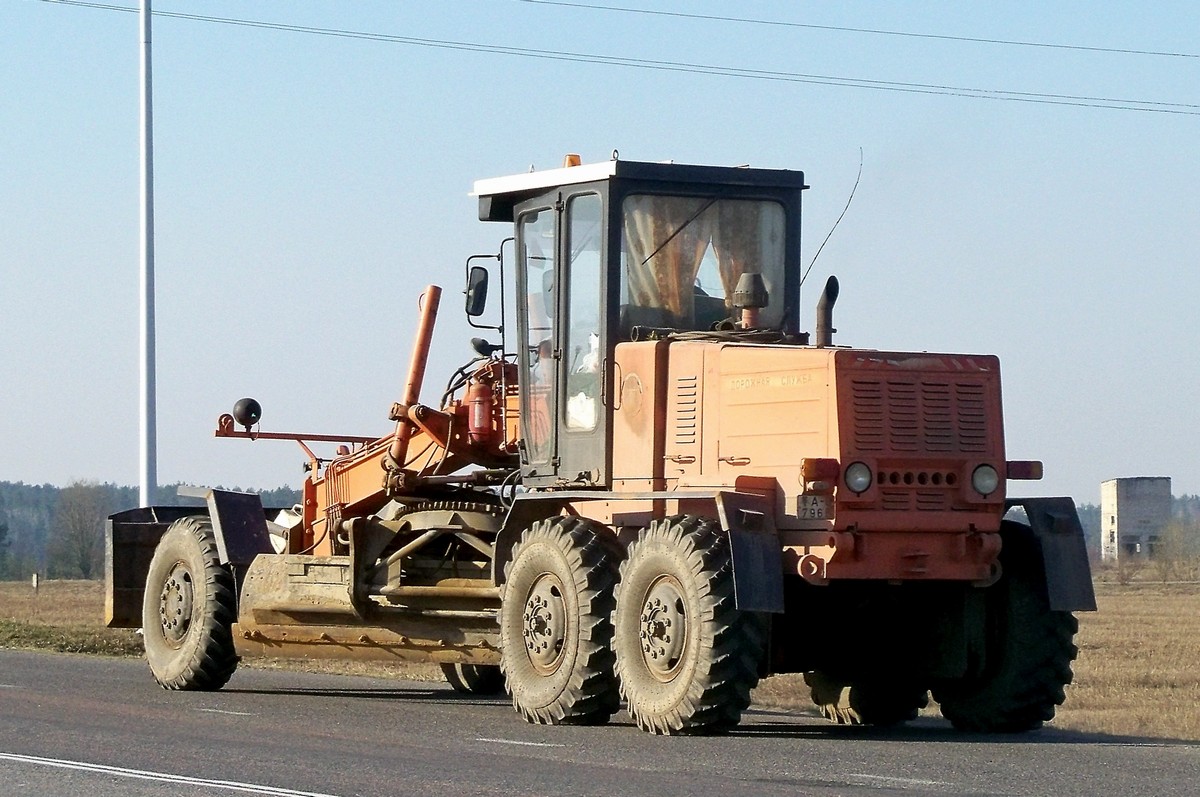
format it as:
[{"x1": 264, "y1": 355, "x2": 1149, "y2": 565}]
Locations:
[
  {"x1": 639, "y1": 576, "x2": 688, "y2": 681},
  {"x1": 158, "y1": 562, "x2": 194, "y2": 645},
  {"x1": 522, "y1": 573, "x2": 567, "y2": 673}
]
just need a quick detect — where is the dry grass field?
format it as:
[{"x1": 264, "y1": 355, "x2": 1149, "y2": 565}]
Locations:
[
  {"x1": 0, "y1": 580, "x2": 142, "y2": 656},
  {"x1": 1, "y1": 579, "x2": 1197, "y2": 740},
  {"x1": 1060, "y1": 582, "x2": 1200, "y2": 740}
]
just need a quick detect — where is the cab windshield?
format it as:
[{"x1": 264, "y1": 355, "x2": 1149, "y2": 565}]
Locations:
[{"x1": 620, "y1": 195, "x2": 786, "y2": 335}]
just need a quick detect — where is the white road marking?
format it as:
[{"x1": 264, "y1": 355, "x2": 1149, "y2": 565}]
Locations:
[
  {"x1": 0, "y1": 752, "x2": 342, "y2": 797},
  {"x1": 476, "y1": 737, "x2": 567, "y2": 748},
  {"x1": 198, "y1": 708, "x2": 256, "y2": 716},
  {"x1": 1094, "y1": 742, "x2": 1200, "y2": 750},
  {"x1": 0, "y1": 684, "x2": 20, "y2": 689},
  {"x1": 849, "y1": 773, "x2": 952, "y2": 788}
]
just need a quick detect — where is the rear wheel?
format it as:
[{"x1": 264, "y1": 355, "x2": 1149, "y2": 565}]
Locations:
[
  {"x1": 613, "y1": 516, "x2": 765, "y2": 735},
  {"x1": 933, "y1": 521, "x2": 1079, "y2": 732},
  {"x1": 806, "y1": 672, "x2": 929, "y2": 726},
  {"x1": 849, "y1": 680, "x2": 929, "y2": 726},
  {"x1": 499, "y1": 517, "x2": 621, "y2": 725},
  {"x1": 441, "y1": 663, "x2": 505, "y2": 695},
  {"x1": 141, "y1": 516, "x2": 239, "y2": 690}
]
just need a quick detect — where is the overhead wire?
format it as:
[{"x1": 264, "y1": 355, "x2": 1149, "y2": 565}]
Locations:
[
  {"x1": 521, "y1": 0, "x2": 1200, "y2": 61},
  {"x1": 40, "y1": 0, "x2": 1200, "y2": 116},
  {"x1": 801, "y1": 149, "x2": 862, "y2": 291}
]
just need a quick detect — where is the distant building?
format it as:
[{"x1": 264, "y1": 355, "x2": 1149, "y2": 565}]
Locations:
[{"x1": 1100, "y1": 477, "x2": 1172, "y2": 562}]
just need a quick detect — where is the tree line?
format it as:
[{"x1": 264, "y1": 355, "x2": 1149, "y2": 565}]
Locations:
[
  {"x1": 0, "y1": 480, "x2": 300, "y2": 581},
  {"x1": 2, "y1": 480, "x2": 1196, "y2": 582}
]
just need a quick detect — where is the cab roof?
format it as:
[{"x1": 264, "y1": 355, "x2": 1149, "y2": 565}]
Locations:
[{"x1": 473, "y1": 158, "x2": 807, "y2": 222}]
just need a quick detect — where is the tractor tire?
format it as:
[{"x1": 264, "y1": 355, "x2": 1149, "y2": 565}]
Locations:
[
  {"x1": 441, "y1": 663, "x2": 505, "y2": 695},
  {"x1": 805, "y1": 671, "x2": 855, "y2": 724},
  {"x1": 848, "y1": 680, "x2": 929, "y2": 726},
  {"x1": 141, "y1": 516, "x2": 239, "y2": 690},
  {"x1": 613, "y1": 516, "x2": 765, "y2": 735},
  {"x1": 805, "y1": 672, "x2": 928, "y2": 727},
  {"x1": 499, "y1": 517, "x2": 621, "y2": 725},
  {"x1": 932, "y1": 520, "x2": 1079, "y2": 733}
]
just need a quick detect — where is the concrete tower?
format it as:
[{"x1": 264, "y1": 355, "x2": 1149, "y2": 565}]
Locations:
[{"x1": 1100, "y1": 477, "x2": 1172, "y2": 562}]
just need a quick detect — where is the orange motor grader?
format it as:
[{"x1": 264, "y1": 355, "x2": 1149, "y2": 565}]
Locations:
[{"x1": 107, "y1": 156, "x2": 1095, "y2": 735}]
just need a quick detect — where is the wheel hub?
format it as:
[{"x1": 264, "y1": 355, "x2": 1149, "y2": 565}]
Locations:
[
  {"x1": 522, "y1": 573, "x2": 567, "y2": 673},
  {"x1": 158, "y1": 562, "x2": 194, "y2": 645},
  {"x1": 639, "y1": 576, "x2": 687, "y2": 681}
]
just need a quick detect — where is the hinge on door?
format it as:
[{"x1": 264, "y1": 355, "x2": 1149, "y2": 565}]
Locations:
[
  {"x1": 554, "y1": 196, "x2": 565, "y2": 212},
  {"x1": 551, "y1": 456, "x2": 561, "y2": 467}
]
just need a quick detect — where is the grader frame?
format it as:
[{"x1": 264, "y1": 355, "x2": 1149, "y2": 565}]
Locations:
[{"x1": 107, "y1": 155, "x2": 1094, "y2": 735}]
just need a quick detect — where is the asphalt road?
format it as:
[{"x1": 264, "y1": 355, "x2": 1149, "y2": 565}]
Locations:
[{"x1": 0, "y1": 650, "x2": 1195, "y2": 797}]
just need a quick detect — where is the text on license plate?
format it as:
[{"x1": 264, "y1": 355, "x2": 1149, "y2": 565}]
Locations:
[{"x1": 797, "y1": 495, "x2": 829, "y2": 520}]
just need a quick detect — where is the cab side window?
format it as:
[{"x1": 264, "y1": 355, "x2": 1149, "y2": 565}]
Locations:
[{"x1": 563, "y1": 194, "x2": 603, "y2": 431}]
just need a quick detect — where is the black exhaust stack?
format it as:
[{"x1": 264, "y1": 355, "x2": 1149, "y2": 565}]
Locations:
[{"x1": 814, "y1": 275, "x2": 839, "y2": 347}]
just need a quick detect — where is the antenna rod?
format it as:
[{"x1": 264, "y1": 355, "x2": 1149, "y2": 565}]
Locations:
[{"x1": 139, "y1": 0, "x2": 157, "y2": 506}]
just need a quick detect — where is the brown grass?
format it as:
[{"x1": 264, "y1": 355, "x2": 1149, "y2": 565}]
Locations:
[
  {"x1": 0, "y1": 580, "x2": 143, "y2": 655},
  {"x1": 1060, "y1": 582, "x2": 1200, "y2": 740},
  {"x1": 2, "y1": 579, "x2": 1198, "y2": 740},
  {"x1": 0, "y1": 579, "x2": 110, "y2": 627}
]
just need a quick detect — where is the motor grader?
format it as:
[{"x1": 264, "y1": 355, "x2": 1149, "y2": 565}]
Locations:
[{"x1": 107, "y1": 155, "x2": 1095, "y2": 735}]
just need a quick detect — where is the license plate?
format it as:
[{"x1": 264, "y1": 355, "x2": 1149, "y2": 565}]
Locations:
[{"x1": 797, "y1": 494, "x2": 829, "y2": 520}]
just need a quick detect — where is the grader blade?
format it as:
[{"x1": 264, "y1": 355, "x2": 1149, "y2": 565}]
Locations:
[{"x1": 232, "y1": 552, "x2": 501, "y2": 665}]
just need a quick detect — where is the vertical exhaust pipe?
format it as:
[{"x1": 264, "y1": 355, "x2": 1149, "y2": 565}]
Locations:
[{"x1": 814, "y1": 275, "x2": 839, "y2": 347}]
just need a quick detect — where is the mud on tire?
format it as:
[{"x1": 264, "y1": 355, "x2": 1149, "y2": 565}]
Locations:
[
  {"x1": 499, "y1": 517, "x2": 621, "y2": 725},
  {"x1": 613, "y1": 515, "x2": 765, "y2": 735},
  {"x1": 141, "y1": 516, "x2": 239, "y2": 690}
]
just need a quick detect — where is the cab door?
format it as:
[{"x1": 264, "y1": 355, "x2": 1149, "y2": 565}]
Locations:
[{"x1": 515, "y1": 191, "x2": 608, "y2": 487}]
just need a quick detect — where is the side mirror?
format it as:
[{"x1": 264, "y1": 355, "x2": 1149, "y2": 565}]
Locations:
[{"x1": 465, "y1": 266, "x2": 489, "y2": 317}]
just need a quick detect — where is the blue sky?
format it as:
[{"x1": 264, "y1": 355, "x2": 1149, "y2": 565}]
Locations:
[{"x1": 2, "y1": 1, "x2": 1197, "y2": 504}]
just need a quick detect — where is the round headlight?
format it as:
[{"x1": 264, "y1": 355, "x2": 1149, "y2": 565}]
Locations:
[
  {"x1": 844, "y1": 461, "x2": 873, "y2": 494},
  {"x1": 972, "y1": 464, "x2": 1000, "y2": 496}
]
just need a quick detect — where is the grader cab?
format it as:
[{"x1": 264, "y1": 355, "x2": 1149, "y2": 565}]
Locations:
[{"x1": 108, "y1": 155, "x2": 1095, "y2": 735}]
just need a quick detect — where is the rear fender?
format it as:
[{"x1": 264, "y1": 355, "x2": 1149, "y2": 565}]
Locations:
[
  {"x1": 492, "y1": 490, "x2": 785, "y2": 613},
  {"x1": 493, "y1": 493, "x2": 600, "y2": 585},
  {"x1": 717, "y1": 491, "x2": 785, "y2": 614},
  {"x1": 1006, "y1": 497, "x2": 1097, "y2": 612}
]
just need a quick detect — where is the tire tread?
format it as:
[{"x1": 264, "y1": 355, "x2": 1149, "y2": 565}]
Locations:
[
  {"x1": 142, "y1": 516, "x2": 239, "y2": 691},
  {"x1": 615, "y1": 515, "x2": 764, "y2": 735}
]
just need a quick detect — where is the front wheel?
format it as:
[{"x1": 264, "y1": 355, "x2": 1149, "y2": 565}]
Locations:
[
  {"x1": 613, "y1": 516, "x2": 765, "y2": 735},
  {"x1": 498, "y1": 517, "x2": 621, "y2": 725},
  {"x1": 141, "y1": 516, "x2": 239, "y2": 690},
  {"x1": 932, "y1": 521, "x2": 1079, "y2": 732}
]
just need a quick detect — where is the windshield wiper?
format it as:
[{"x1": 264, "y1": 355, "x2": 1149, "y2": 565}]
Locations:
[{"x1": 638, "y1": 196, "x2": 720, "y2": 267}]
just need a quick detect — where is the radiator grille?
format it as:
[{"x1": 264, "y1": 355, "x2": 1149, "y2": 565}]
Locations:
[{"x1": 851, "y1": 378, "x2": 989, "y2": 454}]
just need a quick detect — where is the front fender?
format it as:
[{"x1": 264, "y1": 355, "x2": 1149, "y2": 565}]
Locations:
[
  {"x1": 106, "y1": 490, "x2": 278, "y2": 628},
  {"x1": 1006, "y1": 497, "x2": 1097, "y2": 612},
  {"x1": 106, "y1": 506, "x2": 201, "y2": 628}
]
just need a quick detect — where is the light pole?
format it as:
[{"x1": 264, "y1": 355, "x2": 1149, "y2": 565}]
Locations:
[{"x1": 139, "y1": 0, "x2": 157, "y2": 506}]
